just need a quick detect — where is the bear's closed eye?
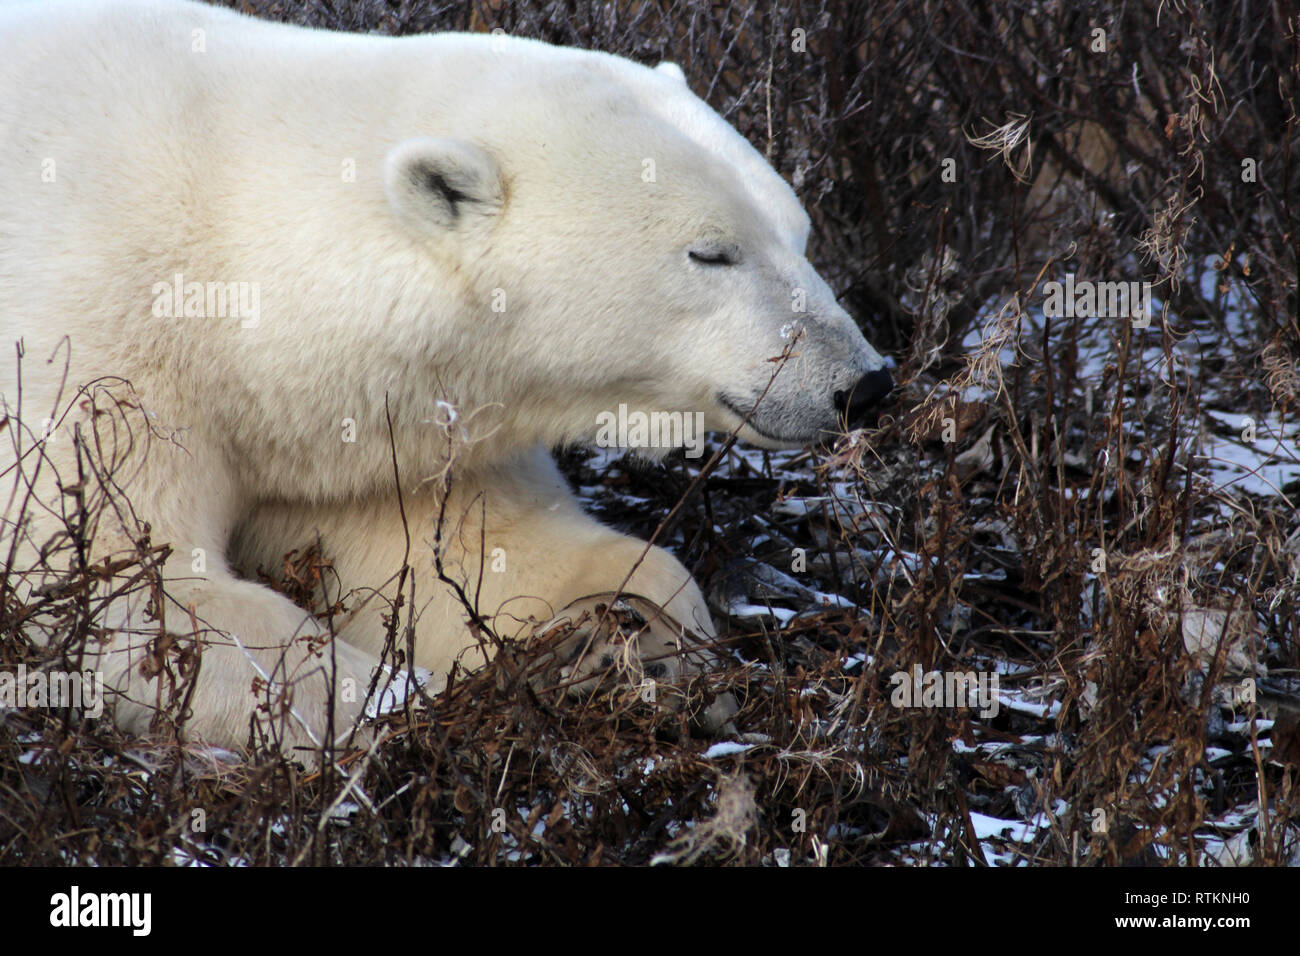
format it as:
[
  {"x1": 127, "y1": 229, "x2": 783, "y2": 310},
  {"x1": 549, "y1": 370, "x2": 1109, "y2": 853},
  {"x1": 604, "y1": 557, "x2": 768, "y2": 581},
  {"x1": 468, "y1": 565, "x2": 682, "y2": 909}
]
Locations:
[{"x1": 689, "y1": 249, "x2": 734, "y2": 266}]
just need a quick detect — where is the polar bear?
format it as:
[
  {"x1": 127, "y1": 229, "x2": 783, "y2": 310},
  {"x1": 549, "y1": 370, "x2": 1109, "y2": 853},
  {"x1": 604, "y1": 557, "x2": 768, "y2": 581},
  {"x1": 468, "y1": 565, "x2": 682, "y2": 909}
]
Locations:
[{"x1": 0, "y1": 0, "x2": 892, "y2": 757}]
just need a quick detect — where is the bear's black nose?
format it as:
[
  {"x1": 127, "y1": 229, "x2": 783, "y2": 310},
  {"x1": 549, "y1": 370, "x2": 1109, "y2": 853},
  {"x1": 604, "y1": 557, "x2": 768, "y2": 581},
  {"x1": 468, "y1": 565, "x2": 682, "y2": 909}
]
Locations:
[{"x1": 834, "y1": 367, "x2": 894, "y2": 425}]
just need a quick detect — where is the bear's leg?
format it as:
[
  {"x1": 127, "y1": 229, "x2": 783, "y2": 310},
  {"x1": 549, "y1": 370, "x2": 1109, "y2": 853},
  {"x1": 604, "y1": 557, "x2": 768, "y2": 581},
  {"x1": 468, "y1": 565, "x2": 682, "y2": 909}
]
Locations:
[
  {"x1": 89, "y1": 568, "x2": 390, "y2": 759},
  {"x1": 459, "y1": 448, "x2": 717, "y2": 641},
  {"x1": 424, "y1": 448, "x2": 736, "y2": 728},
  {"x1": 233, "y1": 446, "x2": 726, "y2": 713},
  {"x1": 6, "y1": 418, "x2": 390, "y2": 760}
]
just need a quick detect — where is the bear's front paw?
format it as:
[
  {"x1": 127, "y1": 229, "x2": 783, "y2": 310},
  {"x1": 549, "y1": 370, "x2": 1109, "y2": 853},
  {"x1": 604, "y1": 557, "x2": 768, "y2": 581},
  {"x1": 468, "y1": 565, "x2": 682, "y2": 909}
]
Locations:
[{"x1": 524, "y1": 593, "x2": 734, "y2": 734}]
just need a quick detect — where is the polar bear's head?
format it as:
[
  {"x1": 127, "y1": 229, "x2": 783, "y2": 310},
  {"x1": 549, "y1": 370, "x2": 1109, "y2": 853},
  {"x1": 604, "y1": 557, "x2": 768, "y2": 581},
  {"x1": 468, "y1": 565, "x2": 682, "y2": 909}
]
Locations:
[{"x1": 382, "y1": 47, "x2": 891, "y2": 455}]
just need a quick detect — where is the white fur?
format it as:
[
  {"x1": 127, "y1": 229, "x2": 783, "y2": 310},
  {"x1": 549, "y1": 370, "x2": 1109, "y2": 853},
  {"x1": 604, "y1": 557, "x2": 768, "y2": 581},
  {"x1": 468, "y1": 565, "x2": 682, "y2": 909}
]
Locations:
[{"x1": 0, "y1": 0, "x2": 884, "y2": 753}]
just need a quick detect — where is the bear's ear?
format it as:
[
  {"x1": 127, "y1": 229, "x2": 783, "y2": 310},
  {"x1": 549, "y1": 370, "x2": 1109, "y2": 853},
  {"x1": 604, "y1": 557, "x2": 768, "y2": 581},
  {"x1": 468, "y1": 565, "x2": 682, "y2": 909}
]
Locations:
[
  {"x1": 656, "y1": 61, "x2": 687, "y2": 84},
  {"x1": 384, "y1": 138, "x2": 503, "y2": 237}
]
